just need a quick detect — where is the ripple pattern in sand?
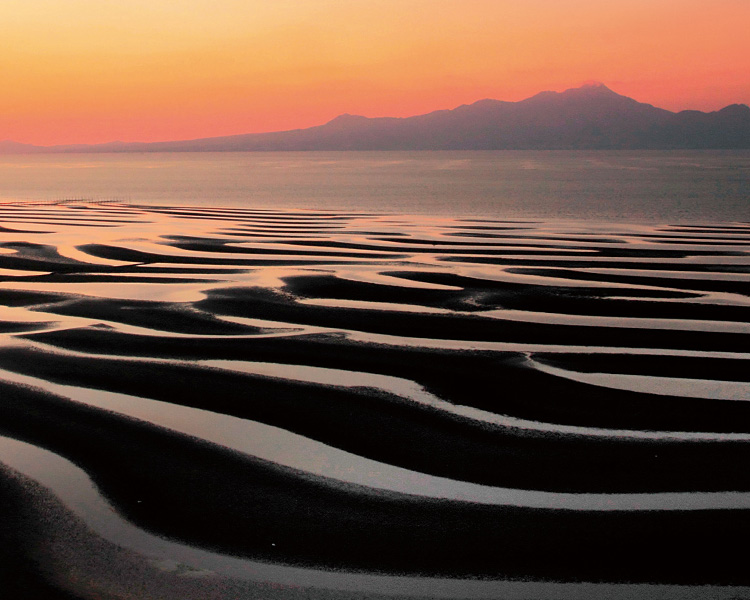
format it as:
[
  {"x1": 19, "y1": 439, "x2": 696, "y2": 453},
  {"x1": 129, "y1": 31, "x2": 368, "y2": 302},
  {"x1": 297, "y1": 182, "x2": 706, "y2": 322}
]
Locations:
[{"x1": 1, "y1": 202, "x2": 750, "y2": 596}]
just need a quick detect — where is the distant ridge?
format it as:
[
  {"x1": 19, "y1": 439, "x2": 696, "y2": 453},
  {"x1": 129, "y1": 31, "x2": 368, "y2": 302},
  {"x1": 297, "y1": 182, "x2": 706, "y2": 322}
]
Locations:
[
  {"x1": 4, "y1": 83, "x2": 749, "y2": 152},
  {"x1": 0, "y1": 140, "x2": 43, "y2": 153}
]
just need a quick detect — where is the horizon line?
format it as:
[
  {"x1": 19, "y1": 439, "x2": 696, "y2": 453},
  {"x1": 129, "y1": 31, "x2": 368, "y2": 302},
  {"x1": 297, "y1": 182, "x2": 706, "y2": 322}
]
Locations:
[{"x1": 3, "y1": 82, "x2": 749, "y2": 150}]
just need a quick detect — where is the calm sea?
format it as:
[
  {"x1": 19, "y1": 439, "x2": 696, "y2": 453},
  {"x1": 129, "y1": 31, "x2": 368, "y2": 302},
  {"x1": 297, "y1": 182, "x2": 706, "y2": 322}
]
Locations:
[{"x1": 0, "y1": 150, "x2": 748, "y2": 223}]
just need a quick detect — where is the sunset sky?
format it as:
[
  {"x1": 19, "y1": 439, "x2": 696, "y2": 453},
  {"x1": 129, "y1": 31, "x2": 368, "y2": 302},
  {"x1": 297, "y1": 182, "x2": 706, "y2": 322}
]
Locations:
[{"x1": 2, "y1": 0, "x2": 748, "y2": 145}]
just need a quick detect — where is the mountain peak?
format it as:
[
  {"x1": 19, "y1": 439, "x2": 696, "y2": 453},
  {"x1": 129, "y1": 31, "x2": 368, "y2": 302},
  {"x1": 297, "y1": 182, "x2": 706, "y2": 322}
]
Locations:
[
  {"x1": 579, "y1": 80, "x2": 609, "y2": 89},
  {"x1": 2, "y1": 84, "x2": 748, "y2": 152},
  {"x1": 326, "y1": 113, "x2": 369, "y2": 125},
  {"x1": 522, "y1": 82, "x2": 623, "y2": 105},
  {"x1": 717, "y1": 103, "x2": 750, "y2": 115},
  {"x1": 563, "y1": 81, "x2": 619, "y2": 97}
]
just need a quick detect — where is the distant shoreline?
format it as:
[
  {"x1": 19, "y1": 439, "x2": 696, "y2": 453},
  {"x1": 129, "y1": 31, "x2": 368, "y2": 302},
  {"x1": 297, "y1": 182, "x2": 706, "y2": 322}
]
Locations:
[
  {"x1": 3, "y1": 84, "x2": 748, "y2": 153},
  {"x1": 1, "y1": 150, "x2": 747, "y2": 224}
]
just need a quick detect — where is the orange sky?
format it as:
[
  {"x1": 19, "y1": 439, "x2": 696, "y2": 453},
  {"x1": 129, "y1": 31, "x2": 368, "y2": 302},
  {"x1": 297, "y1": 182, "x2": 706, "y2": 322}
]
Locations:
[{"x1": 1, "y1": 0, "x2": 748, "y2": 145}]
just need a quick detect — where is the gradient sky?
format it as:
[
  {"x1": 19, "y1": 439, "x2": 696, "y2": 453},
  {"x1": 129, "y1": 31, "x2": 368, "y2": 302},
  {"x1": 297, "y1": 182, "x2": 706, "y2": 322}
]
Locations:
[{"x1": 2, "y1": 0, "x2": 748, "y2": 145}]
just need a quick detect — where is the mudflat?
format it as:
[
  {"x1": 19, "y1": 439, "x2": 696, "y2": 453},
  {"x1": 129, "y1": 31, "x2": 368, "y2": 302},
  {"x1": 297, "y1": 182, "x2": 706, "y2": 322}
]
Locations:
[{"x1": 1, "y1": 202, "x2": 749, "y2": 599}]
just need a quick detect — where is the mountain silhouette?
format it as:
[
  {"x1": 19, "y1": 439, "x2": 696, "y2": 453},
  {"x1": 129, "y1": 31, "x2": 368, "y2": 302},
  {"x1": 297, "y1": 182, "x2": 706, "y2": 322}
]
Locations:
[{"x1": 5, "y1": 83, "x2": 749, "y2": 152}]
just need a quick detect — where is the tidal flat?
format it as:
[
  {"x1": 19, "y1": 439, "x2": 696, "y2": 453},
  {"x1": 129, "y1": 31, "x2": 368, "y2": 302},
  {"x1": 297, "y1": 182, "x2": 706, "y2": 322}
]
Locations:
[{"x1": 0, "y1": 201, "x2": 749, "y2": 599}]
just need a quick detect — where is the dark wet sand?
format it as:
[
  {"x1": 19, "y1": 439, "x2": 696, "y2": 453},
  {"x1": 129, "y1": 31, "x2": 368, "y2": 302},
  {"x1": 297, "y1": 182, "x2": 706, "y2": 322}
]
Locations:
[{"x1": 0, "y1": 202, "x2": 749, "y2": 598}]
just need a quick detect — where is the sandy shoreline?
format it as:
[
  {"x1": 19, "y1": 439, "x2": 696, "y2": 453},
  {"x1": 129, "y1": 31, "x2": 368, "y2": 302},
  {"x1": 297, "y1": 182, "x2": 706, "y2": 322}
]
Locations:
[{"x1": 0, "y1": 202, "x2": 749, "y2": 597}]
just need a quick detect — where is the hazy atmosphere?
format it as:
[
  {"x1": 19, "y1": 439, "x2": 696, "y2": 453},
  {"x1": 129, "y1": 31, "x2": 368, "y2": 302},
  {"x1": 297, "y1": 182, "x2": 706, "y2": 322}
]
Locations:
[
  {"x1": 2, "y1": 0, "x2": 749, "y2": 145},
  {"x1": 1, "y1": 2, "x2": 748, "y2": 600}
]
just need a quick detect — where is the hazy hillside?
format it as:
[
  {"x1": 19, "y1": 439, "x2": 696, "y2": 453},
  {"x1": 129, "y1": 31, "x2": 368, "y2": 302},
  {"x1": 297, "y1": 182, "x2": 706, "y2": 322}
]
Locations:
[{"x1": 4, "y1": 83, "x2": 749, "y2": 152}]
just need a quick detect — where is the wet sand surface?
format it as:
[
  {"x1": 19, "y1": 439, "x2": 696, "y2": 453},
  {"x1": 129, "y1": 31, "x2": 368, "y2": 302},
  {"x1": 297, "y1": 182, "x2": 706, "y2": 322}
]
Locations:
[{"x1": 0, "y1": 202, "x2": 749, "y2": 599}]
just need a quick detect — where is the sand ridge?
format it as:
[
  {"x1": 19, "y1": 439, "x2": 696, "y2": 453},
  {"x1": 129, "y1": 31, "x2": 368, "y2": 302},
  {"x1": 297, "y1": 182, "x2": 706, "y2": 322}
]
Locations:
[{"x1": 0, "y1": 202, "x2": 749, "y2": 598}]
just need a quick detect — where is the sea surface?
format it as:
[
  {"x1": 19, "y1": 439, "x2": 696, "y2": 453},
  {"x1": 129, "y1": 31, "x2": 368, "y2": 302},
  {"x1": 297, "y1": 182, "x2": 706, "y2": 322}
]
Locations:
[
  {"x1": 0, "y1": 150, "x2": 748, "y2": 222},
  {"x1": 0, "y1": 152, "x2": 749, "y2": 598}
]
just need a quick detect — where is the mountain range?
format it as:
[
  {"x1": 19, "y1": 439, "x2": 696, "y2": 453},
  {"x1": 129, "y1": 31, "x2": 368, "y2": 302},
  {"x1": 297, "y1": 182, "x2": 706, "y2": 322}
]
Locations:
[{"x1": 2, "y1": 83, "x2": 749, "y2": 152}]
